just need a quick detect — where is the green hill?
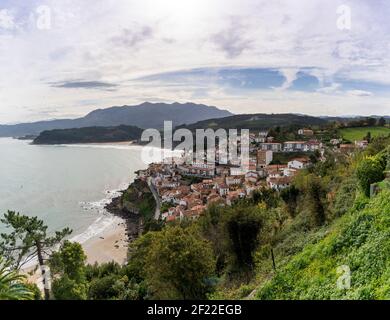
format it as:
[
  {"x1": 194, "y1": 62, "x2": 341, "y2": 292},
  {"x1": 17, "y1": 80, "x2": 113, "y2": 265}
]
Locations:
[
  {"x1": 339, "y1": 126, "x2": 390, "y2": 142},
  {"x1": 33, "y1": 125, "x2": 143, "y2": 144}
]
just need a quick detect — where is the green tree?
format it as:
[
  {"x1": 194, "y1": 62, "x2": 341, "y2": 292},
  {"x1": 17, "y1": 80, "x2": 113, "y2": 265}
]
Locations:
[
  {"x1": 143, "y1": 226, "x2": 215, "y2": 299},
  {"x1": 51, "y1": 275, "x2": 87, "y2": 300},
  {"x1": 377, "y1": 117, "x2": 386, "y2": 127},
  {"x1": 224, "y1": 205, "x2": 263, "y2": 275},
  {"x1": 24, "y1": 282, "x2": 42, "y2": 300},
  {"x1": 252, "y1": 187, "x2": 278, "y2": 208},
  {"x1": 366, "y1": 117, "x2": 377, "y2": 127},
  {"x1": 0, "y1": 211, "x2": 72, "y2": 300},
  {"x1": 0, "y1": 256, "x2": 33, "y2": 300},
  {"x1": 306, "y1": 176, "x2": 327, "y2": 226},
  {"x1": 198, "y1": 204, "x2": 228, "y2": 274},
  {"x1": 280, "y1": 185, "x2": 300, "y2": 218},
  {"x1": 356, "y1": 156, "x2": 385, "y2": 197},
  {"x1": 85, "y1": 262, "x2": 146, "y2": 300},
  {"x1": 49, "y1": 241, "x2": 88, "y2": 300},
  {"x1": 50, "y1": 241, "x2": 86, "y2": 281},
  {"x1": 127, "y1": 232, "x2": 156, "y2": 282}
]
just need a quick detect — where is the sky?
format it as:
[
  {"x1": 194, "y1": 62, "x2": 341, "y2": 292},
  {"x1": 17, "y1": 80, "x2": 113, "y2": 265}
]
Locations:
[{"x1": 0, "y1": 0, "x2": 389, "y2": 124}]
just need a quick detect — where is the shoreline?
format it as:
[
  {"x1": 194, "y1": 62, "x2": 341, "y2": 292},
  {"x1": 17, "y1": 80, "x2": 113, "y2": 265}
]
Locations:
[
  {"x1": 3, "y1": 138, "x2": 160, "y2": 290},
  {"x1": 82, "y1": 215, "x2": 129, "y2": 265},
  {"x1": 78, "y1": 180, "x2": 144, "y2": 265},
  {"x1": 104, "y1": 192, "x2": 143, "y2": 242},
  {"x1": 22, "y1": 215, "x2": 129, "y2": 290},
  {"x1": 30, "y1": 139, "x2": 139, "y2": 146},
  {"x1": 22, "y1": 191, "x2": 138, "y2": 289}
]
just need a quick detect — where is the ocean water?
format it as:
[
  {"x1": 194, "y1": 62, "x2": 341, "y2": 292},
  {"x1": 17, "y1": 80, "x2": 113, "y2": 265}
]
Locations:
[{"x1": 0, "y1": 138, "x2": 159, "y2": 242}]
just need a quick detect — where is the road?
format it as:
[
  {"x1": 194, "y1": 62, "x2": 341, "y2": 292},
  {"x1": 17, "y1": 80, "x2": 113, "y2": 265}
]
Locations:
[{"x1": 147, "y1": 177, "x2": 161, "y2": 220}]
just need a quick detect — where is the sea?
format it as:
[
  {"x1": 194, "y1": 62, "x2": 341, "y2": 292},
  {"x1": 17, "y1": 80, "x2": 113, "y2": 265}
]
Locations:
[{"x1": 0, "y1": 137, "x2": 164, "y2": 244}]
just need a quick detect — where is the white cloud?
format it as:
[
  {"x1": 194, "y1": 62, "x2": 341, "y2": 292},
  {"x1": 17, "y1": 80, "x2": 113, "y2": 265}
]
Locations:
[
  {"x1": 316, "y1": 83, "x2": 342, "y2": 94},
  {"x1": 347, "y1": 90, "x2": 373, "y2": 97},
  {"x1": 0, "y1": 0, "x2": 389, "y2": 123},
  {"x1": 277, "y1": 68, "x2": 299, "y2": 91}
]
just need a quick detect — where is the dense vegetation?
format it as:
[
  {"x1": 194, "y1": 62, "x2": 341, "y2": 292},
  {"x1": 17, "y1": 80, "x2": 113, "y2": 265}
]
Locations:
[
  {"x1": 33, "y1": 125, "x2": 143, "y2": 145},
  {"x1": 0, "y1": 257, "x2": 34, "y2": 300},
  {"x1": 0, "y1": 131, "x2": 389, "y2": 300},
  {"x1": 257, "y1": 190, "x2": 390, "y2": 299}
]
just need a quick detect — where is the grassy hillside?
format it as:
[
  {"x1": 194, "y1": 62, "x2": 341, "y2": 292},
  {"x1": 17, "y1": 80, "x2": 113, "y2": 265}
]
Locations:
[
  {"x1": 339, "y1": 126, "x2": 390, "y2": 142},
  {"x1": 256, "y1": 189, "x2": 390, "y2": 299}
]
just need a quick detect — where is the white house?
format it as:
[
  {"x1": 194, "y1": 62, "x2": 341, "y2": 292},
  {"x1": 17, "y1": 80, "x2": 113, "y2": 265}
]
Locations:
[
  {"x1": 267, "y1": 176, "x2": 291, "y2": 190},
  {"x1": 245, "y1": 171, "x2": 259, "y2": 184},
  {"x1": 288, "y1": 158, "x2": 311, "y2": 169},
  {"x1": 226, "y1": 176, "x2": 243, "y2": 186},
  {"x1": 303, "y1": 140, "x2": 322, "y2": 151},
  {"x1": 260, "y1": 142, "x2": 282, "y2": 152},
  {"x1": 283, "y1": 167, "x2": 298, "y2": 177},
  {"x1": 254, "y1": 131, "x2": 268, "y2": 143},
  {"x1": 330, "y1": 139, "x2": 342, "y2": 145},
  {"x1": 283, "y1": 141, "x2": 305, "y2": 152},
  {"x1": 218, "y1": 183, "x2": 229, "y2": 196},
  {"x1": 355, "y1": 140, "x2": 368, "y2": 149},
  {"x1": 298, "y1": 129, "x2": 314, "y2": 136},
  {"x1": 230, "y1": 166, "x2": 245, "y2": 176}
]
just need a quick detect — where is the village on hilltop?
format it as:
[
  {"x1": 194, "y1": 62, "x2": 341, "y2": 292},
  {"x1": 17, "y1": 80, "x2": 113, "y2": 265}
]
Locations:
[{"x1": 136, "y1": 128, "x2": 370, "y2": 222}]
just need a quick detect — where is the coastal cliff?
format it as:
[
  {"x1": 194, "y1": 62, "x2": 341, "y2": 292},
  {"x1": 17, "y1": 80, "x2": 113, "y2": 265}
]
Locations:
[{"x1": 105, "y1": 179, "x2": 157, "y2": 242}]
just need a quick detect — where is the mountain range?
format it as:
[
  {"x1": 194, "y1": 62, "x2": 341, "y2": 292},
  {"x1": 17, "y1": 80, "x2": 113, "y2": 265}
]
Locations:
[
  {"x1": 31, "y1": 112, "x2": 334, "y2": 145},
  {"x1": 0, "y1": 102, "x2": 232, "y2": 137}
]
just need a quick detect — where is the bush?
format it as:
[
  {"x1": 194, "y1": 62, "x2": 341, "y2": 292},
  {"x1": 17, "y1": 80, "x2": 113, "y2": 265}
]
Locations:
[
  {"x1": 356, "y1": 157, "x2": 385, "y2": 197},
  {"x1": 52, "y1": 275, "x2": 88, "y2": 300}
]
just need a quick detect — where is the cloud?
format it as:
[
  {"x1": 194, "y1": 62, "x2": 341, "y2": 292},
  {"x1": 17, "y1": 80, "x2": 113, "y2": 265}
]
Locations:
[
  {"x1": 347, "y1": 90, "x2": 373, "y2": 97},
  {"x1": 51, "y1": 81, "x2": 118, "y2": 90},
  {"x1": 211, "y1": 19, "x2": 252, "y2": 58},
  {"x1": 1, "y1": 0, "x2": 390, "y2": 123},
  {"x1": 111, "y1": 25, "x2": 153, "y2": 48},
  {"x1": 49, "y1": 46, "x2": 73, "y2": 61},
  {"x1": 316, "y1": 83, "x2": 342, "y2": 94},
  {"x1": 277, "y1": 68, "x2": 299, "y2": 90}
]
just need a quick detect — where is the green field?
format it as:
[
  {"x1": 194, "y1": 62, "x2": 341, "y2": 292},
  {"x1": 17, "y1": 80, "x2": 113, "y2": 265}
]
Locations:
[{"x1": 339, "y1": 126, "x2": 390, "y2": 141}]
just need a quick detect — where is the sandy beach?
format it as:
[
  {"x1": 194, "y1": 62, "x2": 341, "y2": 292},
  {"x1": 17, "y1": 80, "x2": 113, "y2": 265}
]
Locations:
[
  {"x1": 82, "y1": 218, "x2": 128, "y2": 265},
  {"x1": 23, "y1": 216, "x2": 129, "y2": 291}
]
